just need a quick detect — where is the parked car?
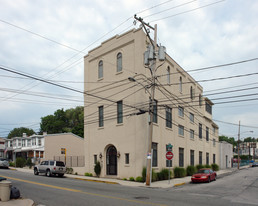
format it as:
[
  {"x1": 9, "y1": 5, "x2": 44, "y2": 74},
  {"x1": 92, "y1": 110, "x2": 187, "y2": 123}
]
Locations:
[
  {"x1": 0, "y1": 158, "x2": 9, "y2": 168},
  {"x1": 34, "y1": 160, "x2": 66, "y2": 177},
  {"x1": 251, "y1": 162, "x2": 258, "y2": 167},
  {"x1": 191, "y1": 168, "x2": 217, "y2": 183}
]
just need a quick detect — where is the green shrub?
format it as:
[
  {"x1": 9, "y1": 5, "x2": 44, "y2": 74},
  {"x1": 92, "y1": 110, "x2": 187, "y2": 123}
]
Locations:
[
  {"x1": 129, "y1": 177, "x2": 135, "y2": 181},
  {"x1": 75, "y1": 172, "x2": 78, "y2": 175},
  {"x1": 142, "y1": 167, "x2": 146, "y2": 182},
  {"x1": 16, "y1": 157, "x2": 26, "y2": 168},
  {"x1": 66, "y1": 167, "x2": 73, "y2": 174},
  {"x1": 205, "y1": 164, "x2": 211, "y2": 168},
  {"x1": 136, "y1": 176, "x2": 143, "y2": 182},
  {"x1": 196, "y1": 164, "x2": 204, "y2": 170},
  {"x1": 174, "y1": 167, "x2": 186, "y2": 178},
  {"x1": 26, "y1": 158, "x2": 33, "y2": 169},
  {"x1": 94, "y1": 161, "x2": 101, "y2": 177},
  {"x1": 152, "y1": 169, "x2": 158, "y2": 182},
  {"x1": 157, "y1": 168, "x2": 171, "y2": 180},
  {"x1": 211, "y1": 163, "x2": 219, "y2": 171},
  {"x1": 186, "y1": 166, "x2": 197, "y2": 176},
  {"x1": 9, "y1": 162, "x2": 15, "y2": 167},
  {"x1": 122, "y1": 178, "x2": 127, "y2": 181},
  {"x1": 85, "y1": 172, "x2": 93, "y2": 176}
]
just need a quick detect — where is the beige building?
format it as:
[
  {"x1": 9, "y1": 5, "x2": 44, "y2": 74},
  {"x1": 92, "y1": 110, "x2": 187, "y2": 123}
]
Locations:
[
  {"x1": 84, "y1": 28, "x2": 219, "y2": 179},
  {"x1": 44, "y1": 133, "x2": 84, "y2": 174}
]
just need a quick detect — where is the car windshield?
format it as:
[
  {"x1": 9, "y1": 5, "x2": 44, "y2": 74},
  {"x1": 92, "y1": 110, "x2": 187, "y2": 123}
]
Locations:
[
  {"x1": 197, "y1": 169, "x2": 210, "y2": 174},
  {"x1": 0, "y1": 158, "x2": 7, "y2": 161},
  {"x1": 56, "y1": 161, "x2": 65, "y2": 166}
]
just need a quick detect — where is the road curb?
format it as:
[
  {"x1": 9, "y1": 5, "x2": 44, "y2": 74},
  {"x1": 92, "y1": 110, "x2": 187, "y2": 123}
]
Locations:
[
  {"x1": 173, "y1": 182, "x2": 186, "y2": 187},
  {"x1": 73, "y1": 177, "x2": 119, "y2": 185}
]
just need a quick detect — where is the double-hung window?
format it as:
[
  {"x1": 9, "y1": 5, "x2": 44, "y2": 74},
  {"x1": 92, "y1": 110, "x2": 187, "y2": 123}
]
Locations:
[
  {"x1": 117, "y1": 101, "x2": 123, "y2": 124},
  {"x1": 178, "y1": 125, "x2": 184, "y2": 136},
  {"x1": 98, "y1": 60, "x2": 103, "y2": 79},
  {"x1": 178, "y1": 106, "x2": 184, "y2": 117},
  {"x1": 165, "y1": 106, "x2": 172, "y2": 128},
  {"x1": 99, "y1": 106, "x2": 104, "y2": 127}
]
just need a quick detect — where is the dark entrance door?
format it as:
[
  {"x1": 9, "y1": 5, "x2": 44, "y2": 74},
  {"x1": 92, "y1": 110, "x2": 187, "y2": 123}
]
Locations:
[{"x1": 106, "y1": 146, "x2": 117, "y2": 175}]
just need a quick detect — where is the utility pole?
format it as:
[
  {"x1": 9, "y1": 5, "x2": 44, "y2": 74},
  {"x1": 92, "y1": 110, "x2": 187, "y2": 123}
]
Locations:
[
  {"x1": 237, "y1": 121, "x2": 240, "y2": 169},
  {"x1": 134, "y1": 15, "x2": 159, "y2": 186}
]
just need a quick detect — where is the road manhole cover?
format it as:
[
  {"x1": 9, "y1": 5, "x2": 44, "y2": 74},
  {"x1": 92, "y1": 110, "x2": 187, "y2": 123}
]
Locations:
[{"x1": 134, "y1": 196, "x2": 149, "y2": 200}]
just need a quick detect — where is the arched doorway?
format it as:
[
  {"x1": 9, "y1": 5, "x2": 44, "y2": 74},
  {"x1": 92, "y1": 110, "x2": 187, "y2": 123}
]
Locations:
[{"x1": 106, "y1": 146, "x2": 117, "y2": 175}]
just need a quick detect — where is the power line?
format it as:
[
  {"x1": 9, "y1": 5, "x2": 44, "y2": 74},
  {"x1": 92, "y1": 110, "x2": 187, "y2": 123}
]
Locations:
[
  {"x1": 150, "y1": 0, "x2": 226, "y2": 22},
  {"x1": 213, "y1": 119, "x2": 258, "y2": 129}
]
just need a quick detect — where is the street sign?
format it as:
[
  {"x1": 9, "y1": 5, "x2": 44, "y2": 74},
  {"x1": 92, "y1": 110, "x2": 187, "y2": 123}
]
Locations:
[
  {"x1": 166, "y1": 151, "x2": 173, "y2": 160},
  {"x1": 166, "y1": 143, "x2": 173, "y2": 151}
]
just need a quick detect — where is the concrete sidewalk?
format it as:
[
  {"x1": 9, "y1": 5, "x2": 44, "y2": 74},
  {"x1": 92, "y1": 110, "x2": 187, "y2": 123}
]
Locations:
[{"x1": 1, "y1": 165, "x2": 250, "y2": 205}]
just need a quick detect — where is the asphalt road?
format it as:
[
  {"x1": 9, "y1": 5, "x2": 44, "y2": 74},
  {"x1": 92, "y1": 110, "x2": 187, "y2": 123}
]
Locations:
[{"x1": 0, "y1": 167, "x2": 257, "y2": 206}]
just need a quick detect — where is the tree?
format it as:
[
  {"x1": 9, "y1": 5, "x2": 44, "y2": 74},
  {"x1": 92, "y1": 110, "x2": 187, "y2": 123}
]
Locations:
[
  {"x1": 219, "y1": 135, "x2": 237, "y2": 147},
  {"x1": 8, "y1": 127, "x2": 35, "y2": 139},
  {"x1": 40, "y1": 106, "x2": 84, "y2": 137}
]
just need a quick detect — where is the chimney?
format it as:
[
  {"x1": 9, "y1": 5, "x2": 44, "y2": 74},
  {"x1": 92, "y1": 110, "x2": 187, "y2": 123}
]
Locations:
[
  {"x1": 22, "y1": 133, "x2": 27, "y2": 138},
  {"x1": 43, "y1": 132, "x2": 47, "y2": 136}
]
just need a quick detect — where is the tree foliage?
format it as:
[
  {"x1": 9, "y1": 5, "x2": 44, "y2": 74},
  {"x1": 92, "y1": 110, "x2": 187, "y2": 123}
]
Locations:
[
  {"x1": 219, "y1": 135, "x2": 237, "y2": 146},
  {"x1": 40, "y1": 106, "x2": 84, "y2": 138},
  {"x1": 8, "y1": 127, "x2": 35, "y2": 139}
]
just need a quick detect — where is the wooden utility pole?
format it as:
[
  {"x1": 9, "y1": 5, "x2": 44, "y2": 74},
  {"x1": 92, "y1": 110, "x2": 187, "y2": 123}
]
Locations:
[{"x1": 237, "y1": 121, "x2": 240, "y2": 169}]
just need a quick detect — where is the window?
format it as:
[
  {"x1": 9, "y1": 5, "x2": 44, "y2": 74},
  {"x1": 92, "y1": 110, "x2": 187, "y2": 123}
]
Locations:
[
  {"x1": 22, "y1": 140, "x2": 25, "y2": 147},
  {"x1": 153, "y1": 99, "x2": 158, "y2": 123},
  {"x1": 10, "y1": 141, "x2": 13, "y2": 147},
  {"x1": 18, "y1": 140, "x2": 21, "y2": 147},
  {"x1": 50, "y1": 161, "x2": 54, "y2": 166},
  {"x1": 99, "y1": 106, "x2": 104, "y2": 127},
  {"x1": 27, "y1": 140, "x2": 31, "y2": 147},
  {"x1": 190, "y1": 150, "x2": 194, "y2": 166},
  {"x1": 190, "y1": 86, "x2": 194, "y2": 100},
  {"x1": 206, "y1": 152, "x2": 209, "y2": 165},
  {"x1": 98, "y1": 60, "x2": 103, "y2": 79},
  {"x1": 199, "y1": 124, "x2": 202, "y2": 139},
  {"x1": 117, "y1": 100, "x2": 123, "y2": 124},
  {"x1": 166, "y1": 159, "x2": 172, "y2": 167},
  {"x1": 94, "y1": 155, "x2": 97, "y2": 164},
  {"x1": 32, "y1": 138, "x2": 36, "y2": 146},
  {"x1": 190, "y1": 129, "x2": 194, "y2": 139},
  {"x1": 189, "y1": 113, "x2": 194, "y2": 123},
  {"x1": 212, "y1": 126, "x2": 216, "y2": 135},
  {"x1": 213, "y1": 138, "x2": 216, "y2": 146},
  {"x1": 125, "y1": 153, "x2": 129, "y2": 164},
  {"x1": 199, "y1": 94, "x2": 202, "y2": 106},
  {"x1": 178, "y1": 125, "x2": 184, "y2": 136},
  {"x1": 199, "y1": 151, "x2": 202, "y2": 165},
  {"x1": 178, "y1": 106, "x2": 184, "y2": 117},
  {"x1": 179, "y1": 76, "x2": 182, "y2": 92},
  {"x1": 167, "y1": 66, "x2": 170, "y2": 84},
  {"x1": 179, "y1": 148, "x2": 184, "y2": 167},
  {"x1": 213, "y1": 154, "x2": 216, "y2": 164},
  {"x1": 117, "y1": 53, "x2": 122, "y2": 72},
  {"x1": 152, "y1": 143, "x2": 158, "y2": 167},
  {"x1": 38, "y1": 139, "x2": 41, "y2": 146},
  {"x1": 206, "y1": 127, "x2": 209, "y2": 141},
  {"x1": 205, "y1": 101, "x2": 212, "y2": 114},
  {"x1": 165, "y1": 106, "x2": 172, "y2": 128}
]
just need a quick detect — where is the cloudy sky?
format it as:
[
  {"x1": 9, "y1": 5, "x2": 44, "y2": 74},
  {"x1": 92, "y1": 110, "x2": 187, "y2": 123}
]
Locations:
[{"x1": 0, "y1": 0, "x2": 257, "y2": 140}]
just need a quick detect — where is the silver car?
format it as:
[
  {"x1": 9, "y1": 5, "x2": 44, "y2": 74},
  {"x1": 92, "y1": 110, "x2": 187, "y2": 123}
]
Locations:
[
  {"x1": 0, "y1": 158, "x2": 9, "y2": 168},
  {"x1": 34, "y1": 160, "x2": 66, "y2": 177}
]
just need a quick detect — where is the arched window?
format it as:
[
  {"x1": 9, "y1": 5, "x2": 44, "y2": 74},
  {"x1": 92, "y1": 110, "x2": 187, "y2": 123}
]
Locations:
[
  {"x1": 98, "y1": 60, "x2": 103, "y2": 79},
  {"x1": 179, "y1": 76, "x2": 182, "y2": 93},
  {"x1": 167, "y1": 66, "x2": 170, "y2": 84},
  {"x1": 117, "y1": 53, "x2": 122, "y2": 72}
]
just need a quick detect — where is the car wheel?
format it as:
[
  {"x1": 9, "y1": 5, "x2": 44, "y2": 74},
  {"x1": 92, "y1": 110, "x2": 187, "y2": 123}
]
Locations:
[
  {"x1": 34, "y1": 168, "x2": 39, "y2": 175},
  {"x1": 208, "y1": 177, "x2": 211, "y2": 183},
  {"x1": 46, "y1": 170, "x2": 51, "y2": 177},
  {"x1": 58, "y1": 174, "x2": 64, "y2": 177}
]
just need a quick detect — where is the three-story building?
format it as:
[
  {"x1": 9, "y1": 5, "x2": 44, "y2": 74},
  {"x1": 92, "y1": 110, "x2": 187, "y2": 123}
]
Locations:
[{"x1": 84, "y1": 28, "x2": 219, "y2": 179}]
